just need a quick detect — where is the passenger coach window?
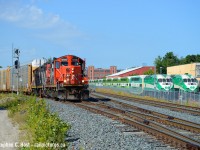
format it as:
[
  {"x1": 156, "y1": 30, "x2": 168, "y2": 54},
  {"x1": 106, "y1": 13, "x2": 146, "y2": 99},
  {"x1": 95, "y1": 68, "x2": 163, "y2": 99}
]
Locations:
[{"x1": 55, "y1": 61, "x2": 60, "y2": 69}]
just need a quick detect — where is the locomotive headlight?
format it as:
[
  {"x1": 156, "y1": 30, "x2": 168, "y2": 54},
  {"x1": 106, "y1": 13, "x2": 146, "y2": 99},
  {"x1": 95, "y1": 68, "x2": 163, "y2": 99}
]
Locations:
[
  {"x1": 72, "y1": 68, "x2": 74, "y2": 70},
  {"x1": 64, "y1": 80, "x2": 67, "y2": 83},
  {"x1": 72, "y1": 70, "x2": 74, "y2": 73},
  {"x1": 82, "y1": 80, "x2": 85, "y2": 83}
]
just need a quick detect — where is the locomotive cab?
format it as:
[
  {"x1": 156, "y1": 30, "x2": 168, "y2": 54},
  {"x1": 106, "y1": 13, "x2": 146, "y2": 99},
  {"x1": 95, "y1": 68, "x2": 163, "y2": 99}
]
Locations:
[
  {"x1": 32, "y1": 55, "x2": 89, "y2": 101},
  {"x1": 54, "y1": 55, "x2": 88, "y2": 86}
]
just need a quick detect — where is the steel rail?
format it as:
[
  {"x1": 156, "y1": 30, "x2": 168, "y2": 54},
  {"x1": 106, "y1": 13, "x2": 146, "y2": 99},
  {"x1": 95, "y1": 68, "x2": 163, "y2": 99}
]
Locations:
[
  {"x1": 75, "y1": 102, "x2": 200, "y2": 150},
  {"x1": 94, "y1": 92, "x2": 200, "y2": 116},
  {"x1": 98, "y1": 102, "x2": 200, "y2": 133},
  {"x1": 91, "y1": 93, "x2": 200, "y2": 133}
]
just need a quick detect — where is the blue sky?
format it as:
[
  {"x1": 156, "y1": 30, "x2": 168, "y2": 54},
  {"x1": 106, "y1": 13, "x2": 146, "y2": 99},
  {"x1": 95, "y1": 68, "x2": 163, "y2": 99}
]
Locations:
[{"x1": 0, "y1": 0, "x2": 200, "y2": 69}]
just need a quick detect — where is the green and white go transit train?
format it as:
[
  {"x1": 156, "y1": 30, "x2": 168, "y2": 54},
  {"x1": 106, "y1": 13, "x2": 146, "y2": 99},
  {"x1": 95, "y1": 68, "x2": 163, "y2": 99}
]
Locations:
[
  {"x1": 89, "y1": 74, "x2": 174, "y2": 92},
  {"x1": 171, "y1": 74, "x2": 199, "y2": 92}
]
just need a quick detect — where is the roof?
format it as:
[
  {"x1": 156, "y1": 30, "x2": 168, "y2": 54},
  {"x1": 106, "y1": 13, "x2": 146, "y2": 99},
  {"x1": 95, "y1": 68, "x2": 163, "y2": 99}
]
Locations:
[{"x1": 107, "y1": 66, "x2": 142, "y2": 77}]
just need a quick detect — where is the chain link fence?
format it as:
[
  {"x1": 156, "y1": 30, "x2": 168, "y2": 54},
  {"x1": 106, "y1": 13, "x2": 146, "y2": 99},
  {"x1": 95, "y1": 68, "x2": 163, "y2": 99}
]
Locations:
[{"x1": 89, "y1": 85, "x2": 200, "y2": 105}]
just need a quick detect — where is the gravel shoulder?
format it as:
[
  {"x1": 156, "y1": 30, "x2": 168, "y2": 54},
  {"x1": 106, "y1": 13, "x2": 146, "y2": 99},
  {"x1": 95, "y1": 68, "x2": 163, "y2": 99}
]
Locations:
[
  {"x1": 46, "y1": 99, "x2": 175, "y2": 150},
  {"x1": 0, "y1": 108, "x2": 19, "y2": 150}
]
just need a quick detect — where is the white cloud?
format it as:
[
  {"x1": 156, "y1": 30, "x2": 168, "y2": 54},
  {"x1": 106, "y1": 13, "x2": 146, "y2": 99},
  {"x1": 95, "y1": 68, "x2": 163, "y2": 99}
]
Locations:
[
  {"x1": 0, "y1": 1, "x2": 85, "y2": 44},
  {"x1": 0, "y1": 4, "x2": 61, "y2": 29}
]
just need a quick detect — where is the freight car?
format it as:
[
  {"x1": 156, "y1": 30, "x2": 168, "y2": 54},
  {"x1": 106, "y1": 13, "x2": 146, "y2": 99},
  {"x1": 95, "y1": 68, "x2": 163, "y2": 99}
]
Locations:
[
  {"x1": 171, "y1": 74, "x2": 199, "y2": 92},
  {"x1": 32, "y1": 55, "x2": 89, "y2": 100},
  {"x1": 10, "y1": 64, "x2": 32, "y2": 93},
  {"x1": 0, "y1": 68, "x2": 10, "y2": 91}
]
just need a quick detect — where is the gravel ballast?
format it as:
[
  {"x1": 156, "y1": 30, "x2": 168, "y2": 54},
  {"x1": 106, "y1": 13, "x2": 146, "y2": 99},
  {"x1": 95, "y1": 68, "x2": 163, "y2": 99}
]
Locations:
[
  {"x1": 46, "y1": 99, "x2": 175, "y2": 150},
  {"x1": 92, "y1": 93, "x2": 200, "y2": 124}
]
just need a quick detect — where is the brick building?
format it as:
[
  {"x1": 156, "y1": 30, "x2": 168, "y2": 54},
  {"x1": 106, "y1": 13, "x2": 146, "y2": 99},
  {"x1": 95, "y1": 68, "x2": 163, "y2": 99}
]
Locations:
[
  {"x1": 87, "y1": 66, "x2": 117, "y2": 80},
  {"x1": 107, "y1": 66, "x2": 155, "y2": 78}
]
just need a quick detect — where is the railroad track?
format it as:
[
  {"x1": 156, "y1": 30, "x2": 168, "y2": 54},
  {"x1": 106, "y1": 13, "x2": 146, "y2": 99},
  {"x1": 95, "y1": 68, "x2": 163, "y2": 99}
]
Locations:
[
  {"x1": 93, "y1": 91, "x2": 200, "y2": 116},
  {"x1": 90, "y1": 95, "x2": 200, "y2": 134},
  {"x1": 51, "y1": 92, "x2": 200, "y2": 149},
  {"x1": 71, "y1": 100, "x2": 200, "y2": 150}
]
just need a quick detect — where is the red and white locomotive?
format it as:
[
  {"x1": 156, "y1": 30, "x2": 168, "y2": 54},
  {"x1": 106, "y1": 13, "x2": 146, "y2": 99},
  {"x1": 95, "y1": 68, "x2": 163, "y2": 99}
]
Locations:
[{"x1": 32, "y1": 55, "x2": 89, "y2": 101}]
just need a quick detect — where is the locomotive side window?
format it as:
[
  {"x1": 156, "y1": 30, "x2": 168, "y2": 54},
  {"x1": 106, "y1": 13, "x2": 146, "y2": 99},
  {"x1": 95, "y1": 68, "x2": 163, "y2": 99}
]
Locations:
[{"x1": 55, "y1": 61, "x2": 60, "y2": 69}]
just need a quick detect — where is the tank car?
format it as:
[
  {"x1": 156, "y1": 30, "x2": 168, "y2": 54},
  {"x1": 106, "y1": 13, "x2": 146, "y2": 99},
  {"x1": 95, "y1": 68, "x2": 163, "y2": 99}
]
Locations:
[{"x1": 32, "y1": 55, "x2": 89, "y2": 101}]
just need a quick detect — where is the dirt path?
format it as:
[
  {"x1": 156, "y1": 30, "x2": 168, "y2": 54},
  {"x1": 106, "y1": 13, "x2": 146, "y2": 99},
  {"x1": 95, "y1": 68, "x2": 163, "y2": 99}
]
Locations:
[{"x1": 0, "y1": 108, "x2": 19, "y2": 150}]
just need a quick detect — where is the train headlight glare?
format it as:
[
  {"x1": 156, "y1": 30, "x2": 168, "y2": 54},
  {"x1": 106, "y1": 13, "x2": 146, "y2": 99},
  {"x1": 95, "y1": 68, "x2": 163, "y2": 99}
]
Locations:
[
  {"x1": 82, "y1": 80, "x2": 84, "y2": 83},
  {"x1": 64, "y1": 80, "x2": 67, "y2": 83}
]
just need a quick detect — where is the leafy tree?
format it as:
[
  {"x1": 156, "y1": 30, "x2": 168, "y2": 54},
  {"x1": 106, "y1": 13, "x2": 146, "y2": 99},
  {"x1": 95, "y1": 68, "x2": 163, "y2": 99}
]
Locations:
[
  {"x1": 154, "y1": 52, "x2": 179, "y2": 74},
  {"x1": 196, "y1": 54, "x2": 200, "y2": 62},
  {"x1": 0, "y1": 66, "x2": 2, "y2": 68},
  {"x1": 143, "y1": 69, "x2": 154, "y2": 75},
  {"x1": 179, "y1": 56, "x2": 186, "y2": 65},
  {"x1": 131, "y1": 73, "x2": 139, "y2": 76},
  {"x1": 154, "y1": 52, "x2": 200, "y2": 74},
  {"x1": 154, "y1": 56, "x2": 163, "y2": 73}
]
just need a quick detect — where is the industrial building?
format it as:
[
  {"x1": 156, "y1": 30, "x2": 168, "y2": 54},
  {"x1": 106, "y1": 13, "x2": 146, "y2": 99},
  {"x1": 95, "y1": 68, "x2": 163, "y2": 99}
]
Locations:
[
  {"x1": 107, "y1": 66, "x2": 155, "y2": 78},
  {"x1": 167, "y1": 63, "x2": 200, "y2": 81},
  {"x1": 87, "y1": 66, "x2": 117, "y2": 80}
]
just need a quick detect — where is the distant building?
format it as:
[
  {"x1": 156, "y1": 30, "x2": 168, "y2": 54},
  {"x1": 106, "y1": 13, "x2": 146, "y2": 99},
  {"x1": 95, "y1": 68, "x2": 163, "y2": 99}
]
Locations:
[
  {"x1": 167, "y1": 63, "x2": 200, "y2": 81},
  {"x1": 107, "y1": 66, "x2": 155, "y2": 78},
  {"x1": 87, "y1": 66, "x2": 117, "y2": 80}
]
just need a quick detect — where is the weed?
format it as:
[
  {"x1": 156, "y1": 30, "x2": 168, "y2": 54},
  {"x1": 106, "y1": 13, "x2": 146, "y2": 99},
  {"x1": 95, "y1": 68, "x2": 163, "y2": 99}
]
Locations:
[{"x1": 0, "y1": 93, "x2": 70, "y2": 150}]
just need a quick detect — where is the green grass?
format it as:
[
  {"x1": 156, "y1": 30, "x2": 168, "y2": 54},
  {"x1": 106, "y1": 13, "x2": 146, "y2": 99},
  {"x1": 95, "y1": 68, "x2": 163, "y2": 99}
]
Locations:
[{"x1": 0, "y1": 94, "x2": 70, "y2": 150}]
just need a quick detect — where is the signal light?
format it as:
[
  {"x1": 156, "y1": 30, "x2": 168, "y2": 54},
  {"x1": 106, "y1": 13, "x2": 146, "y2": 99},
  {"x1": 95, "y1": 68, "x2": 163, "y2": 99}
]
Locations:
[
  {"x1": 15, "y1": 49, "x2": 20, "y2": 55},
  {"x1": 14, "y1": 60, "x2": 19, "y2": 69}
]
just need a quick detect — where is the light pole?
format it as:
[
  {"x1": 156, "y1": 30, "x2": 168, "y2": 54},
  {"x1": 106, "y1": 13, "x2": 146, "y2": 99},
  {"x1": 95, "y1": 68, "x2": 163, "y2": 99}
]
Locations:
[{"x1": 160, "y1": 67, "x2": 162, "y2": 74}]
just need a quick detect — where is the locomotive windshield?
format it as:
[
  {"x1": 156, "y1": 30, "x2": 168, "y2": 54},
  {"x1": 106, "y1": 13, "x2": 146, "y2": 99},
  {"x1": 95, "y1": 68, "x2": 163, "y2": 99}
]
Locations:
[
  {"x1": 61, "y1": 62, "x2": 68, "y2": 66},
  {"x1": 183, "y1": 78, "x2": 195, "y2": 82},
  {"x1": 166, "y1": 78, "x2": 172, "y2": 82},
  {"x1": 191, "y1": 78, "x2": 197, "y2": 82},
  {"x1": 72, "y1": 58, "x2": 80, "y2": 66},
  {"x1": 158, "y1": 78, "x2": 166, "y2": 82}
]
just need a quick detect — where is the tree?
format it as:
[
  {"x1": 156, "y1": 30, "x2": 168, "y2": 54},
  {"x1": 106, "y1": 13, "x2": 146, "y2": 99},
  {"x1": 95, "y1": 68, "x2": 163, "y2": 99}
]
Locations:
[
  {"x1": 185, "y1": 55, "x2": 198, "y2": 63},
  {"x1": 154, "y1": 52, "x2": 200, "y2": 74},
  {"x1": 131, "y1": 73, "x2": 139, "y2": 76},
  {"x1": 154, "y1": 56, "x2": 163, "y2": 73},
  {"x1": 154, "y1": 52, "x2": 179, "y2": 74},
  {"x1": 143, "y1": 69, "x2": 154, "y2": 75},
  {"x1": 0, "y1": 66, "x2": 2, "y2": 68}
]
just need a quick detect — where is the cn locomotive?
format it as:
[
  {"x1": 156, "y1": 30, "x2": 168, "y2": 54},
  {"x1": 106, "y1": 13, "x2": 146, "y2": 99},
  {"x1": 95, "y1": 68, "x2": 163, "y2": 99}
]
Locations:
[{"x1": 0, "y1": 54, "x2": 89, "y2": 101}]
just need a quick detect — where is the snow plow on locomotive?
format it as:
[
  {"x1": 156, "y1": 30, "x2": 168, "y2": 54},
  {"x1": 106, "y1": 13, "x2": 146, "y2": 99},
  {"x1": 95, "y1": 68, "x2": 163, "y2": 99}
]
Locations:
[{"x1": 32, "y1": 55, "x2": 89, "y2": 101}]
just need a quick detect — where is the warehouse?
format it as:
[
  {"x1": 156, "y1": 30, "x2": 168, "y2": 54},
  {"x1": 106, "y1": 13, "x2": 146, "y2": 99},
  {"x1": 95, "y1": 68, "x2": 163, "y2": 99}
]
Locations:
[{"x1": 167, "y1": 63, "x2": 200, "y2": 81}]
